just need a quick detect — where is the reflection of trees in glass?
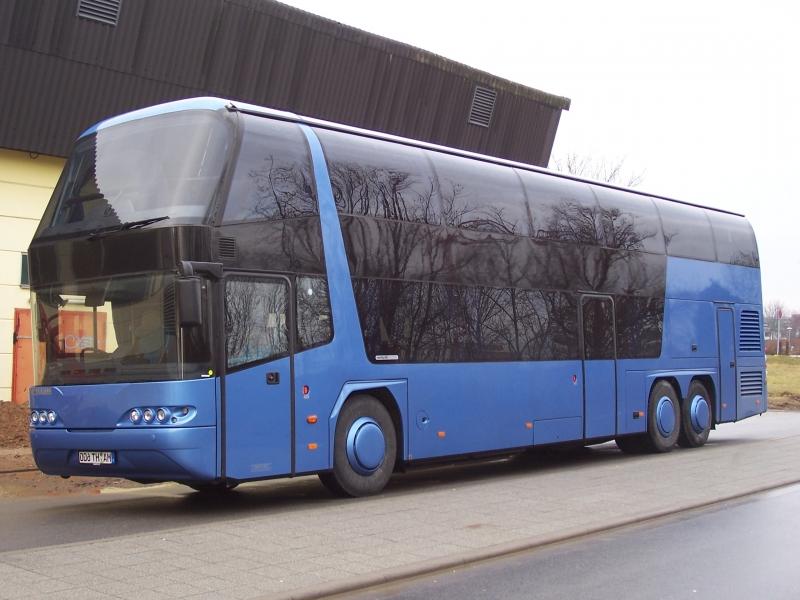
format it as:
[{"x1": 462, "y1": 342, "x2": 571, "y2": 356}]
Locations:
[
  {"x1": 439, "y1": 179, "x2": 524, "y2": 235},
  {"x1": 329, "y1": 163, "x2": 440, "y2": 224},
  {"x1": 330, "y1": 161, "x2": 668, "y2": 363},
  {"x1": 615, "y1": 296, "x2": 663, "y2": 358},
  {"x1": 297, "y1": 277, "x2": 332, "y2": 349},
  {"x1": 243, "y1": 155, "x2": 317, "y2": 220},
  {"x1": 534, "y1": 199, "x2": 655, "y2": 251},
  {"x1": 354, "y1": 279, "x2": 579, "y2": 363},
  {"x1": 225, "y1": 279, "x2": 288, "y2": 367}
]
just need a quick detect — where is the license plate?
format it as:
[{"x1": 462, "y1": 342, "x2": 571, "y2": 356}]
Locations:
[{"x1": 78, "y1": 451, "x2": 114, "y2": 465}]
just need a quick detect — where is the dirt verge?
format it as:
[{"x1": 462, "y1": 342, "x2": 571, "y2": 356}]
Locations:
[
  {"x1": 0, "y1": 402, "x2": 30, "y2": 448},
  {"x1": 0, "y1": 402, "x2": 141, "y2": 498},
  {"x1": 768, "y1": 393, "x2": 800, "y2": 411}
]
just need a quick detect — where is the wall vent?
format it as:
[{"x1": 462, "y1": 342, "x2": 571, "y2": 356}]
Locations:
[
  {"x1": 738, "y1": 310, "x2": 762, "y2": 353},
  {"x1": 76, "y1": 0, "x2": 122, "y2": 26},
  {"x1": 468, "y1": 86, "x2": 497, "y2": 128},
  {"x1": 739, "y1": 371, "x2": 764, "y2": 397},
  {"x1": 218, "y1": 237, "x2": 238, "y2": 261}
]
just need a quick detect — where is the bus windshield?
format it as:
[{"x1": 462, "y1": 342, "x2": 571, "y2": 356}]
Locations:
[
  {"x1": 36, "y1": 109, "x2": 233, "y2": 238},
  {"x1": 32, "y1": 273, "x2": 211, "y2": 386}
]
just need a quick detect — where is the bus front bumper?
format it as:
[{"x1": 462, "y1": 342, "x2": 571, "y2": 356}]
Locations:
[{"x1": 29, "y1": 426, "x2": 217, "y2": 482}]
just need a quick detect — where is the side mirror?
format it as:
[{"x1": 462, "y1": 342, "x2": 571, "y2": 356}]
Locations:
[{"x1": 176, "y1": 277, "x2": 203, "y2": 327}]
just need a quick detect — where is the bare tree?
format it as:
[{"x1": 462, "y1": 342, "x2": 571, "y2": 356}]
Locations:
[
  {"x1": 550, "y1": 153, "x2": 644, "y2": 188},
  {"x1": 764, "y1": 300, "x2": 788, "y2": 341}
]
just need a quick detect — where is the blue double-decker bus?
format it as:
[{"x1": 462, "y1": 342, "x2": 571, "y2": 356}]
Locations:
[{"x1": 28, "y1": 98, "x2": 765, "y2": 496}]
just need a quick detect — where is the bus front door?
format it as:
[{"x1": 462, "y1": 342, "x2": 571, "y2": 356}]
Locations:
[
  {"x1": 223, "y1": 275, "x2": 294, "y2": 481},
  {"x1": 581, "y1": 296, "x2": 617, "y2": 439}
]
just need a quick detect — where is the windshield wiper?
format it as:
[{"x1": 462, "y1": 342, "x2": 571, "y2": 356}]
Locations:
[{"x1": 88, "y1": 216, "x2": 170, "y2": 240}]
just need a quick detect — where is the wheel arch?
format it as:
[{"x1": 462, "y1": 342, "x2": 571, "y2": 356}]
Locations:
[
  {"x1": 645, "y1": 371, "x2": 718, "y2": 433},
  {"x1": 328, "y1": 380, "x2": 408, "y2": 468},
  {"x1": 648, "y1": 375, "x2": 682, "y2": 402}
]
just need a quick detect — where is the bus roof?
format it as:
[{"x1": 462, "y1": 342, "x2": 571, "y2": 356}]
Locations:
[{"x1": 80, "y1": 97, "x2": 745, "y2": 218}]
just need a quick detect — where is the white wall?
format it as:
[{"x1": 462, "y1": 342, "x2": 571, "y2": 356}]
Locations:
[{"x1": 0, "y1": 149, "x2": 65, "y2": 402}]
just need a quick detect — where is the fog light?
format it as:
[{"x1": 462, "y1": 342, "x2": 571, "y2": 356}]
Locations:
[
  {"x1": 30, "y1": 411, "x2": 38, "y2": 426},
  {"x1": 143, "y1": 408, "x2": 154, "y2": 423},
  {"x1": 38, "y1": 412, "x2": 48, "y2": 424},
  {"x1": 47, "y1": 411, "x2": 57, "y2": 424},
  {"x1": 130, "y1": 408, "x2": 142, "y2": 424},
  {"x1": 156, "y1": 408, "x2": 168, "y2": 423}
]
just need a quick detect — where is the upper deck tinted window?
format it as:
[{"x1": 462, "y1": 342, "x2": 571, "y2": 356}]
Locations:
[
  {"x1": 516, "y1": 170, "x2": 602, "y2": 245},
  {"x1": 315, "y1": 128, "x2": 440, "y2": 224},
  {"x1": 655, "y1": 201, "x2": 716, "y2": 261},
  {"x1": 706, "y1": 211, "x2": 759, "y2": 267},
  {"x1": 429, "y1": 152, "x2": 529, "y2": 235},
  {"x1": 224, "y1": 116, "x2": 317, "y2": 222},
  {"x1": 592, "y1": 187, "x2": 665, "y2": 254}
]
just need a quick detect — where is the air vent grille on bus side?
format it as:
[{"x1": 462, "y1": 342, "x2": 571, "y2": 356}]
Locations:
[
  {"x1": 218, "y1": 237, "x2": 237, "y2": 261},
  {"x1": 738, "y1": 310, "x2": 762, "y2": 352},
  {"x1": 76, "y1": 0, "x2": 123, "y2": 26},
  {"x1": 163, "y1": 282, "x2": 176, "y2": 335},
  {"x1": 468, "y1": 86, "x2": 497, "y2": 128},
  {"x1": 739, "y1": 371, "x2": 764, "y2": 397}
]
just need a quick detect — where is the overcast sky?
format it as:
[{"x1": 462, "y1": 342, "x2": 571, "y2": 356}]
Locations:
[{"x1": 284, "y1": 0, "x2": 799, "y2": 311}]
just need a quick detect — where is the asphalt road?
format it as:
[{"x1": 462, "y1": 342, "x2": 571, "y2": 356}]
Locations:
[
  {"x1": 349, "y1": 483, "x2": 800, "y2": 600},
  {"x1": 0, "y1": 411, "x2": 796, "y2": 554}
]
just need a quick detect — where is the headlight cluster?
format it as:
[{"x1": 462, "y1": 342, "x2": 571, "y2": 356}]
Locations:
[
  {"x1": 129, "y1": 406, "x2": 190, "y2": 425},
  {"x1": 30, "y1": 410, "x2": 58, "y2": 426}
]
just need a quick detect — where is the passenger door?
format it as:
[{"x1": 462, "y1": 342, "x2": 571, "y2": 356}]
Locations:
[
  {"x1": 716, "y1": 306, "x2": 736, "y2": 422},
  {"x1": 223, "y1": 275, "x2": 294, "y2": 480},
  {"x1": 581, "y1": 296, "x2": 617, "y2": 439}
]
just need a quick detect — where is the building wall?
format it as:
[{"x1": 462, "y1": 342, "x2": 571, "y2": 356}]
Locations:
[
  {"x1": 0, "y1": 0, "x2": 567, "y2": 166},
  {"x1": 0, "y1": 149, "x2": 64, "y2": 402}
]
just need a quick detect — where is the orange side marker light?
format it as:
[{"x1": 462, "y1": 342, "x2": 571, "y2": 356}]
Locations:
[
  {"x1": 525, "y1": 421, "x2": 533, "y2": 430},
  {"x1": 306, "y1": 415, "x2": 318, "y2": 424},
  {"x1": 307, "y1": 443, "x2": 318, "y2": 450},
  {"x1": 437, "y1": 431, "x2": 446, "y2": 439}
]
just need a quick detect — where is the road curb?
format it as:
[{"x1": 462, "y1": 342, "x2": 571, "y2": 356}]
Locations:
[{"x1": 266, "y1": 477, "x2": 800, "y2": 600}]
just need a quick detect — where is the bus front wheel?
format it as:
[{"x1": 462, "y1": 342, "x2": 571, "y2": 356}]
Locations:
[{"x1": 319, "y1": 394, "x2": 397, "y2": 497}]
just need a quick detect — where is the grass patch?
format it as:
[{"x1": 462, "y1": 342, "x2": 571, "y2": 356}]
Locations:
[{"x1": 767, "y1": 355, "x2": 800, "y2": 410}]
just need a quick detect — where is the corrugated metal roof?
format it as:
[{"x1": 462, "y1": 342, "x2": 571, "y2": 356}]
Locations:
[{"x1": 0, "y1": 0, "x2": 569, "y2": 165}]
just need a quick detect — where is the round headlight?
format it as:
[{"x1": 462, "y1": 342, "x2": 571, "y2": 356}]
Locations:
[
  {"x1": 143, "y1": 408, "x2": 154, "y2": 423},
  {"x1": 30, "y1": 411, "x2": 38, "y2": 426},
  {"x1": 38, "y1": 411, "x2": 47, "y2": 424},
  {"x1": 130, "y1": 408, "x2": 142, "y2": 424},
  {"x1": 156, "y1": 408, "x2": 168, "y2": 423},
  {"x1": 47, "y1": 411, "x2": 57, "y2": 424}
]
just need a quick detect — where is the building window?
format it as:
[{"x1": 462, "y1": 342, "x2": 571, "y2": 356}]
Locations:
[{"x1": 20, "y1": 254, "x2": 29, "y2": 288}]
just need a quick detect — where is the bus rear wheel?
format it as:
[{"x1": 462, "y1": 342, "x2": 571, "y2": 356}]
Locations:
[
  {"x1": 643, "y1": 380, "x2": 681, "y2": 452},
  {"x1": 677, "y1": 381, "x2": 712, "y2": 448},
  {"x1": 319, "y1": 394, "x2": 397, "y2": 498}
]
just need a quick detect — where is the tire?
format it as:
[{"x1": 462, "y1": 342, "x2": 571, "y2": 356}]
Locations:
[
  {"x1": 615, "y1": 434, "x2": 648, "y2": 454},
  {"x1": 643, "y1": 380, "x2": 681, "y2": 452},
  {"x1": 677, "y1": 381, "x2": 713, "y2": 448},
  {"x1": 318, "y1": 394, "x2": 397, "y2": 497}
]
